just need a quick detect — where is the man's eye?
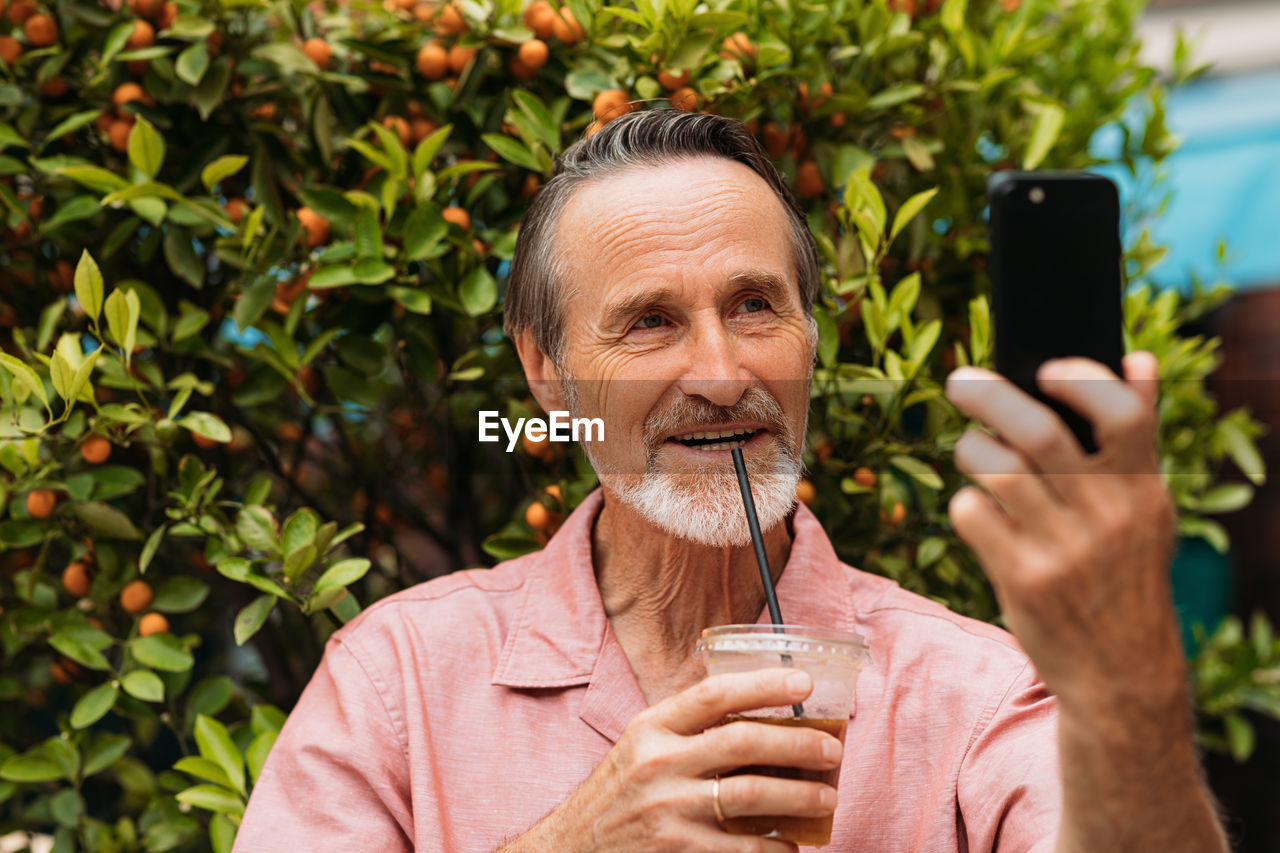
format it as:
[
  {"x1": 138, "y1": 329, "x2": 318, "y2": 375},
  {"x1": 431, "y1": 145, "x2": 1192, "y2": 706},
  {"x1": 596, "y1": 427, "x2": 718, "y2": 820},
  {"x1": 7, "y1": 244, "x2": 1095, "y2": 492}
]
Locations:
[
  {"x1": 735, "y1": 298, "x2": 769, "y2": 314},
  {"x1": 634, "y1": 313, "x2": 666, "y2": 330}
]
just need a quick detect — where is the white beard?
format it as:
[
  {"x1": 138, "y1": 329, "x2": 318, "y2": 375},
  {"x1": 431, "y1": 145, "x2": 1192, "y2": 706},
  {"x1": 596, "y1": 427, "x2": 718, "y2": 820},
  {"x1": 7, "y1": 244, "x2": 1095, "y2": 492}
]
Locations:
[
  {"x1": 566, "y1": 379, "x2": 806, "y2": 548},
  {"x1": 605, "y1": 442, "x2": 802, "y2": 547}
]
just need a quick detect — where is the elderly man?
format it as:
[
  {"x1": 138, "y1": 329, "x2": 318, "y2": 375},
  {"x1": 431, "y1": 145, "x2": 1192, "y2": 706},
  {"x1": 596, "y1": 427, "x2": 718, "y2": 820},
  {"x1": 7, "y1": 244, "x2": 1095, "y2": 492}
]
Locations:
[{"x1": 236, "y1": 110, "x2": 1227, "y2": 851}]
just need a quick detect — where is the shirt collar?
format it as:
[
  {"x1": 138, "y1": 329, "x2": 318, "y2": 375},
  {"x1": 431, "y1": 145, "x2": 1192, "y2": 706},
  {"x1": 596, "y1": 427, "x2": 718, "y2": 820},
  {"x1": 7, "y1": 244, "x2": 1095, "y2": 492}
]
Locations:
[{"x1": 491, "y1": 489, "x2": 858, "y2": 688}]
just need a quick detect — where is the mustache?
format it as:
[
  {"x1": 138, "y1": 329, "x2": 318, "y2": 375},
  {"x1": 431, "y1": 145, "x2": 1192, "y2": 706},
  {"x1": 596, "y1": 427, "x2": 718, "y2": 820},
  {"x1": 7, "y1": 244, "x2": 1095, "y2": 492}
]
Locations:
[{"x1": 641, "y1": 386, "x2": 794, "y2": 456}]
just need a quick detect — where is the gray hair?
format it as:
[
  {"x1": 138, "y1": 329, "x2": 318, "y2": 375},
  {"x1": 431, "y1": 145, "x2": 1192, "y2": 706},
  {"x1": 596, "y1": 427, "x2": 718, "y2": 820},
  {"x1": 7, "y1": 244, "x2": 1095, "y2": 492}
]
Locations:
[{"x1": 503, "y1": 109, "x2": 823, "y2": 366}]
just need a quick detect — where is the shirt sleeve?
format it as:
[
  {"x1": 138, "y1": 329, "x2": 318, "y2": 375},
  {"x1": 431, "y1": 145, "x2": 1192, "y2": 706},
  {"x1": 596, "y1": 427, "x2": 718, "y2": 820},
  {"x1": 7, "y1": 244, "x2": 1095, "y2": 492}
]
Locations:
[
  {"x1": 234, "y1": 636, "x2": 414, "y2": 852},
  {"x1": 956, "y1": 660, "x2": 1063, "y2": 853}
]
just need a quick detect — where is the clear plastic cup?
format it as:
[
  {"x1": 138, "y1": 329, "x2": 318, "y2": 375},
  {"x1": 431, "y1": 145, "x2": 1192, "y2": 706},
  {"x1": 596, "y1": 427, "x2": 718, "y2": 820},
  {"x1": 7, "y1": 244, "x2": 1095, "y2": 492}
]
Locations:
[{"x1": 698, "y1": 624, "x2": 870, "y2": 847}]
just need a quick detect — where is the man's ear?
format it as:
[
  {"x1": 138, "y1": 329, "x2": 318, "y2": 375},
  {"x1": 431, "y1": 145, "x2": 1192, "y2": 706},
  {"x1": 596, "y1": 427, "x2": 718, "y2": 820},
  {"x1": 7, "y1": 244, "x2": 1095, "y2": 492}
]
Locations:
[{"x1": 514, "y1": 330, "x2": 568, "y2": 413}]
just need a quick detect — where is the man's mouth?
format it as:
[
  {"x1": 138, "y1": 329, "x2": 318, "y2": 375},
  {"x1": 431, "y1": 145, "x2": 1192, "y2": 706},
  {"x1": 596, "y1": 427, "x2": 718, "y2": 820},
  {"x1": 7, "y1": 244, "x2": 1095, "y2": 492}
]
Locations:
[{"x1": 667, "y1": 427, "x2": 765, "y2": 452}]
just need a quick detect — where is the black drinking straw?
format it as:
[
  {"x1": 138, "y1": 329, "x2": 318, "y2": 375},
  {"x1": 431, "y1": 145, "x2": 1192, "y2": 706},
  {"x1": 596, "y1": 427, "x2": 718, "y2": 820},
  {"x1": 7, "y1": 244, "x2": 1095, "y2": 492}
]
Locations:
[{"x1": 730, "y1": 447, "x2": 803, "y2": 717}]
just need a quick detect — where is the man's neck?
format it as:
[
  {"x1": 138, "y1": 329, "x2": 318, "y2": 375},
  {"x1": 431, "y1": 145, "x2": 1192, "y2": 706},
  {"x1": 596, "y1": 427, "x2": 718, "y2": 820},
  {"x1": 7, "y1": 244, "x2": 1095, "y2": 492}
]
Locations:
[{"x1": 591, "y1": 490, "x2": 794, "y2": 704}]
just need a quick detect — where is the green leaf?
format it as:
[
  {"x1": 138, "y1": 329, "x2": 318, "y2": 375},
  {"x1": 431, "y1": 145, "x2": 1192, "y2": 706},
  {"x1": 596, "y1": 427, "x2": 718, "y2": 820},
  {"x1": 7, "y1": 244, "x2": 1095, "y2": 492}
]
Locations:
[
  {"x1": 1022, "y1": 102, "x2": 1065, "y2": 170},
  {"x1": 49, "y1": 635, "x2": 112, "y2": 671},
  {"x1": 510, "y1": 90, "x2": 559, "y2": 155},
  {"x1": 173, "y1": 301, "x2": 211, "y2": 341},
  {"x1": 0, "y1": 122, "x2": 29, "y2": 150},
  {"x1": 195, "y1": 714, "x2": 245, "y2": 795},
  {"x1": 164, "y1": 227, "x2": 205, "y2": 288},
  {"x1": 458, "y1": 267, "x2": 496, "y2": 316},
  {"x1": 237, "y1": 505, "x2": 278, "y2": 553},
  {"x1": 153, "y1": 576, "x2": 209, "y2": 613},
  {"x1": 867, "y1": 84, "x2": 924, "y2": 111},
  {"x1": 1195, "y1": 483, "x2": 1253, "y2": 515},
  {"x1": 211, "y1": 813, "x2": 237, "y2": 853},
  {"x1": 0, "y1": 352, "x2": 49, "y2": 408},
  {"x1": 82, "y1": 733, "x2": 131, "y2": 776},
  {"x1": 389, "y1": 286, "x2": 432, "y2": 315},
  {"x1": 313, "y1": 558, "x2": 372, "y2": 594},
  {"x1": 71, "y1": 682, "x2": 119, "y2": 729},
  {"x1": 245, "y1": 731, "x2": 277, "y2": 784},
  {"x1": 403, "y1": 205, "x2": 446, "y2": 260},
  {"x1": 917, "y1": 536, "x2": 948, "y2": 568},
  {"x1": 814, "y1": 308, "x2": 837, "y2": 368},
  {"x1": 940, "y1": 0, "x2": 968, "y2": 35},
  {"x1": 64, "y1": 346, "x2": 99, "y2": 406},
  {"x1": 139, "y1": 525, "x2": 165, "y2": 574},
  {"x1": 1220, "y1": 417, "x2": 1265, "y2": 486},
  {"x1": 890, "y1": 187, "x2": 938, "y2": 243},
  {"x1": 176, "y1": 784, "x2": 245, "y2": 816},
  {"x1": 179, "y1": 411, "x2": 231, "y2": 443},
  {"x1": 43, "y1": 110, "x2": 102, "y2": 147},
  {"x1": 74, "y1": 250, "x2": 104, "y2": 321},
  {"x1": 192, "y1": 56, "x2": 231, "y2": 121},
  {"x1": 1225, "y1": 712, "x2": 1256, "y2": 762},
  {"x1": 215, "y1": 558, "x2": 251, "y2": 583},
  {"x1": 130, "y1": 635, "x2": 194, "y2": 672},
  {"x1": 188, "y1": 676, "x2": 235, "y2": 720},
  {"x1": 352, "y1": 258, "x2": 394, "y2": 284},
  {"x1": 234, "y1": 274, "x2": 275, "y2": 330},
  {"x1": 104, "y1": 288, "x2": 141, "y2": 364},
  {"x1": 127, "y1": 118, "x2": 165, "y2": 179},
  {"x1": 121, "y1": 670, "x2": 164, "y2": 702},
  {"x1": 1, "y1": 751, "x2": 64, "y2": 783},
  {"x1": 1178, "y1": 516, "x2": 1230, "y2": 553},
  {"x1": 101, "y1": 20, "x2": 134, "y2": 63},
  {"x1": 481, "y1": 133, "x2": 541, "y2": 172},
  {"x1": 253, "y1": 41, "x2": 314, "y2": 74},
  {"x1": 175, "y1": 41, "x2": 210, "y2": 86},
  {"x1": 309, "y1": 264, "x2": 357, "y2": 289},
  {"x1": 251, "y1": 705, "x2": 287, "y2": 735},
  {"x1": 100, "y1": 181, "x2": 182, "y2": 206},
  {"x1": 234, "y1": 595, "x2": 275, "y2": 646},
  {"x1": 347, "y1": 137, "x2": 392, "y2": 171},
  {"x1": 72, "y1": 501, "x2": 143, "y2": 540},
  {"x1": 482, "y1": 533, "x2": 542, "y2": 561},
  {"x1": 565, "y1": 69, "x2": 615, "y2": 100},
  {"x1": 175, "y1": 756, "x2": 232, "y2": 788},
  {"x1": 54, "y1": 165, "x2": 129, "y2": 194},
  {"x1": 283, "y1": 544, "x2": 318, "y2": 582},
  {"x1": 412, "y1": 123, "x2": 452, "y2": 179},
  {"x1": 43, "y1": 195, "x2": 101, "y2": 231},
  {"x1": 368, "y1": 120, "x2": 408, "y2": 177},
  {"x1": 201, "y1": 155, "x2": 249, "y2": 193},
  {"x1": 50, "y1": 348, "x2": 76, "y2": 401},
  {"x1": 354, "y1": 205, "x2": 381, "y2": 259},
  {"x1": 282, "y1": 508, "x2": 319, "y2": 556},
  {"x1": 889, "y1": 455, "x2": 944, "y2": 490}
]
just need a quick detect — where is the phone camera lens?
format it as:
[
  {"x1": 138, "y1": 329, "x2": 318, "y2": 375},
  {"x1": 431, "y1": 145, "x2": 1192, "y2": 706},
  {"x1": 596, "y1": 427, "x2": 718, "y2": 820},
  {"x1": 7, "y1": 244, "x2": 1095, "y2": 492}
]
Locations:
[{"x1": 1029, "y1": 187, "x2": 1045, "y2": 204}]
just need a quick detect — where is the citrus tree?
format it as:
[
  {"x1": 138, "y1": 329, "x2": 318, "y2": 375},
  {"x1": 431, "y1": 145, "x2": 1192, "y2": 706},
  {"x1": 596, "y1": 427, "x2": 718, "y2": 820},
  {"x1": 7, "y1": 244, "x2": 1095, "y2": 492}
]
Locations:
[{"x1": 0, "y1": 0, "x2": 1271, "y2": 847}]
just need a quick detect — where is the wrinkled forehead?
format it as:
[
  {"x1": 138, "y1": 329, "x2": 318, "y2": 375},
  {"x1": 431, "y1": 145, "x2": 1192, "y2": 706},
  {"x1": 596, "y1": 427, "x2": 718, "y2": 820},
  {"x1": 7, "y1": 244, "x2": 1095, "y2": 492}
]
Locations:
[{"x1": 552, "y1": 157, "x2": 801, "y2": 309}]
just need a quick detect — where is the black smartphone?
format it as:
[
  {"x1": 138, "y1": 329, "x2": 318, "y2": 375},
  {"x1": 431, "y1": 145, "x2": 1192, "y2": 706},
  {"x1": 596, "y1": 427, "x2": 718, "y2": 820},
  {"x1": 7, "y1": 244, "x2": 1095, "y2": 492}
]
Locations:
[{"x1": 987, "y1": 171, "x2": 1126, "y2": 454}]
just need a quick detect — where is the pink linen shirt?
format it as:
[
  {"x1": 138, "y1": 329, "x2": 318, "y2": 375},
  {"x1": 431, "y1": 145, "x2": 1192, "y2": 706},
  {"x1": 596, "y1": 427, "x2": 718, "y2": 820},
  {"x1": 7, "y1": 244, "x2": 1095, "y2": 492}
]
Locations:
[{"x1": 235, "y1": 491, "x2": 1061, "y2": 851}]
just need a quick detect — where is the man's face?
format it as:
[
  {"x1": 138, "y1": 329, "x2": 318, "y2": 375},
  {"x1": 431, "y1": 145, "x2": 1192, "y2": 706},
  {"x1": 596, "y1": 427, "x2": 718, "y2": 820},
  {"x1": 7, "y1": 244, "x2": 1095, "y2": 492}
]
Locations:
[{"x1": 550, "y1": 156, "x2": 815, "y2": 547}]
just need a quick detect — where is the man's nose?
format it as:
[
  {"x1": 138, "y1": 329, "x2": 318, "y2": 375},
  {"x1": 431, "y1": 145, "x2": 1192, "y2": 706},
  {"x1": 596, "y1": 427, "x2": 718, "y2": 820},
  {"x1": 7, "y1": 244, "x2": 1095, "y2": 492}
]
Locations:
[{"x1": 675, "y1": 318, "x2": 749, "y2": 408}]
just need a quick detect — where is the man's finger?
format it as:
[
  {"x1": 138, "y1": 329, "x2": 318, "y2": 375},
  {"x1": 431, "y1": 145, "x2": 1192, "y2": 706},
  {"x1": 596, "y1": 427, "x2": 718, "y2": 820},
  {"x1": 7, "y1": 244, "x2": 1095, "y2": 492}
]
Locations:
[
  {"x1": 1122, "y1": 350, "x2": 1160, "y2": 408},
  {"x1": 953, "y1": 430, "x2": 1063, "y2": 528},
  {"x1": 698, "y1": 718, "x2": 842, "y2": 777},
  {"x1": 948, "y1": 486, "x2": 1020, "y2": 591},
  {"x1": 946, "y1": 367, "x2": 1084, "y2": 477},
  {"x1": 1036, "y1": 358, "x2": 1157, "y2": 465},
  {"x1": 659, "y1": 669, "x2": 814, "y2": 736},
  {"x1": 715, "y1": 774, "x2": 837, "y2": 821}
]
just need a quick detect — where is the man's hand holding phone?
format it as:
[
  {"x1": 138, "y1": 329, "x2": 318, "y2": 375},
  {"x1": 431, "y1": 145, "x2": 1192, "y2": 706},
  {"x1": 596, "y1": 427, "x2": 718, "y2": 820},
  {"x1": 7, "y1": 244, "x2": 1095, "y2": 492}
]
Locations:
[
  {"x1": 945, "y1": 354, "x2": 1227, "y2": 852},
  {"x1": 945, "y1": 352, "x2": 1182, "y2": 712}
]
